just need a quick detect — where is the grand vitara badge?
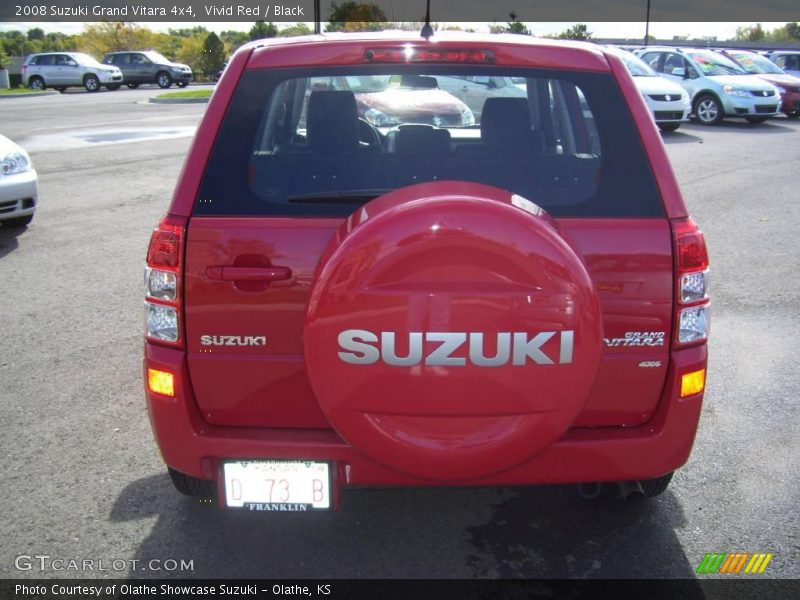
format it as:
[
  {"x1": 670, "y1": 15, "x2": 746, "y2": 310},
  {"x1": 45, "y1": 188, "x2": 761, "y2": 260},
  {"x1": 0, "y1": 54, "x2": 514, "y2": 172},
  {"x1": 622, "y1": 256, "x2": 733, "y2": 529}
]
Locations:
[{"x1": 337, "y1": 330, "x2": 574, "y2": 366}]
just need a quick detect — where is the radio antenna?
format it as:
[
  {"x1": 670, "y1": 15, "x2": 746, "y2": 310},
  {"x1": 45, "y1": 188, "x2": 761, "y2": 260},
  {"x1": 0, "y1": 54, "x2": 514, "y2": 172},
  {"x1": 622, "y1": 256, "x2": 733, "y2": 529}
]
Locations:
[{"x1": 421, "y1": 0, "x2": 434, "y2": 39}]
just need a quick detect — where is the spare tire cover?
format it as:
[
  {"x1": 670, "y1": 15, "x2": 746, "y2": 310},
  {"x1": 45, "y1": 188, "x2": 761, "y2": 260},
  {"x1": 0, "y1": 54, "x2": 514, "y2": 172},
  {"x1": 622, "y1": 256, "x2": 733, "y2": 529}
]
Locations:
[{"x1": 305, "y1": 182, "x2": 602, "y2": 481}]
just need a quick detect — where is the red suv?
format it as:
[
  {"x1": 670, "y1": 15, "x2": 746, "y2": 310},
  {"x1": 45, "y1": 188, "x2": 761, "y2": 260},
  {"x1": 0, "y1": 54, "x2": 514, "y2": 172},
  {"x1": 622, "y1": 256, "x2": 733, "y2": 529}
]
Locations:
[{"x1": 143, "y1": 33, "x2": 710, "y2": 511}]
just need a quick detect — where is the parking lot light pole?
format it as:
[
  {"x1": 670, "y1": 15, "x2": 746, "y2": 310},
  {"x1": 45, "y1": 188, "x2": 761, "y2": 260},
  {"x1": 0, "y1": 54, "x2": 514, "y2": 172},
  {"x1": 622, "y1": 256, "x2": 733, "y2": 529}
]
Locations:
[{"x1": 644, "y1": 0, "x2": 651, "y2": 46}]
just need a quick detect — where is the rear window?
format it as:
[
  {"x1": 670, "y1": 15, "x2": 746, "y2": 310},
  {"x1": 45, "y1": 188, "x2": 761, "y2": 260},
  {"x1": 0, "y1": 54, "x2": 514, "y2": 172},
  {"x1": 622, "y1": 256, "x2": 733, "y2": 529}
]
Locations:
[{"x1": 196, "y1": 65, "x2": 663, "y2": 218}]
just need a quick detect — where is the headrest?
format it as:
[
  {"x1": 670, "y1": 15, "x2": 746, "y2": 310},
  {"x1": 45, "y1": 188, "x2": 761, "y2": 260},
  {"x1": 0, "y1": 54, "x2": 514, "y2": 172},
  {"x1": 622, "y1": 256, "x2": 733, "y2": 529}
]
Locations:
[
  {"x1": 389, "y1": 125, "x2": 451, "y2": 155},
  {"x1": 307, "y1": 91, "x2": 360, "y2": 153},
  {"x1": 481, "y1": 98, "x2": 541, "y2": 153}
]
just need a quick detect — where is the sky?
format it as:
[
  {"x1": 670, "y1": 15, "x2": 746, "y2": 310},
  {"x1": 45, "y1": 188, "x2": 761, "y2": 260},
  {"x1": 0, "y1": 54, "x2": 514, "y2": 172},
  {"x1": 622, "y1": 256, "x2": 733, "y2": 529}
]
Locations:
[{"x1": 0, "y1": 22, "x2": 786, "y2": 41}]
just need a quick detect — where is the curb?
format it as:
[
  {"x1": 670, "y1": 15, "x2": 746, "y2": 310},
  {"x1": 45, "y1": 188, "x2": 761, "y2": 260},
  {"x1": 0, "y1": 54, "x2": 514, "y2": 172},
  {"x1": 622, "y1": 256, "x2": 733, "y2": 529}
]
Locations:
[
  {"x1": 0, "y1": 90, "x2": 59, "y2": 99},
  {"x1": 148, "y1": 96, "x2": 210, "y2": 104}
]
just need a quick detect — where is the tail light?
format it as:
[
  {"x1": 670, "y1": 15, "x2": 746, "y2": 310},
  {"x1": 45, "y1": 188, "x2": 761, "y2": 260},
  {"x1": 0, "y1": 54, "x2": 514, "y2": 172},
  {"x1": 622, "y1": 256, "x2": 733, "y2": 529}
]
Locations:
[
  {"x1": 364, "y1": 47, "x2": 495, "y2": 64},
  {"x1": 145, "y1": 215, "x2": 186, "y2": 348},
  {"x1": 672, "y1": 218, "x2": 710, "y2": 348}
]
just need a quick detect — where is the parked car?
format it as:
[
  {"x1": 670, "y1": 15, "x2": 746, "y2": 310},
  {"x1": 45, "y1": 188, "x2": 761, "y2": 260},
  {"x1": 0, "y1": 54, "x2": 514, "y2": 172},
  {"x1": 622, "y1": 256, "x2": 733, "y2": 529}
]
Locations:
[
  {"x1": 605, "y1": 46, "x2": 690, "y2": 131},
  {"x1": 635, "y1": 46, "x2": 781, "y2": 124},
  {"x1": 763, "y1": 50, "x2": 800, "y2": 78},
  {"x1": 716, "y1": 49, "x2": 800, "y2": 118},
  {"x1": 101, "y1": 51, "x2": 192, "y2": 89},
  {"x1": 145, "y1": 33, "x2": 709, "y2": 509},
  {"x1": 22, "y1": 52, "x2": 123, "y2": 92},
  {"x1": 435, "y1": 75, "x2": 526, "y2": 123},
  {"x1": 310, "y1": 74, "x2": 475, "y2": 128},
  {"x1": 0, "y1": 134, "x2": 37, "y2": 228}
]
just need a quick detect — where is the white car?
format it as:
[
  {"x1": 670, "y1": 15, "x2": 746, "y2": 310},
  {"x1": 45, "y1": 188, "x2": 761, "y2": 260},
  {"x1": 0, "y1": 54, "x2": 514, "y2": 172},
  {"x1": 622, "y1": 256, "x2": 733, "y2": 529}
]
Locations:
[
  {"x1": 0, "y1": 134, "x2": 38, "y2": 228},
  {"x1": 606, "y1": 46, "x2": 690, "y2": 132},
  {"x1": 23, "y1": 52, "x2": 123, "y2": 93}
]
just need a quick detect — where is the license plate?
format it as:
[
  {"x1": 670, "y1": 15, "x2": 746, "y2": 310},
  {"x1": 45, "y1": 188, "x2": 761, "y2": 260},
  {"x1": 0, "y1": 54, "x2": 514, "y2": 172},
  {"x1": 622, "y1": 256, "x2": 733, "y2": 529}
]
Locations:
[{"x1": 222, "y1": 460, "x2": 331, "y2": 511}]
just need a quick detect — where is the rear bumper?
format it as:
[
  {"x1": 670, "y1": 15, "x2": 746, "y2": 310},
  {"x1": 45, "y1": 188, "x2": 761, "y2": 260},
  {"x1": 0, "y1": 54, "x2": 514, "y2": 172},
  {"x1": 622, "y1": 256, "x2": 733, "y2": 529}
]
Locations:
[{"x1": 145, "y1": 343, "x2": 706, "y2": 487}]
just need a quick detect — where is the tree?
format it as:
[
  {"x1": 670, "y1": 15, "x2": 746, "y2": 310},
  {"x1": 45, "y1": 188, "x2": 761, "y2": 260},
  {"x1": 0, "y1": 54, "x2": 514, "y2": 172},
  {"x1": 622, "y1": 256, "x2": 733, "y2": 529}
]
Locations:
[
  {"x1": 175, "y1": 34, "x2": 205, "y2": 72},
  {"x1": 27, "y1": 28, "x2": 45, "y2": 41},
  {"x1": 325, "y1": 2, "x2": 388, "y2": 32},
  {"x1": 201, "y1": 32, "x2": 225, "y2": 76},
  {"x1": 506, "y1": 12, "x2": 530, "y2": 35},
  {"x1": 784, "y1": 22, "x2": 800, "y2": 41},
  {"x1": 249, "y1": 21, "x2": 278, "y2": 40},
  {"x1": 558, "y1": 24, "x2": 592, "y2": 41},
  {"x1": 735, "y1": 24, "x2": 765, "y2": 42},
  {"x1": 79, "y1": 22, "x2": 157, "y2": 56},
  {"x1": 279, "y1": 23, "x2": 313, "y2": 37}
]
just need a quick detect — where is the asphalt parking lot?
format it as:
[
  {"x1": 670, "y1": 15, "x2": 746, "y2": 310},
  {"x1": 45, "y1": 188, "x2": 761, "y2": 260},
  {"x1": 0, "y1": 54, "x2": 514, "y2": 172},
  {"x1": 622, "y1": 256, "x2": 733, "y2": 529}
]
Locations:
[{"x1": 1, "y1": 87, "x2": 798, "y2": 580}]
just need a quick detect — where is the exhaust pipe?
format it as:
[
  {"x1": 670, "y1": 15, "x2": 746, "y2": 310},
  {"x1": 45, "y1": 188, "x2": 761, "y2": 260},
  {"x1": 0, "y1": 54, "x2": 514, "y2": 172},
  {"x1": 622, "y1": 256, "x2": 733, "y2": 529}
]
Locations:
[
  {"x1": 617, "y1": 480, "x2": 645, "y2": 502},
  {"x1": 576, "y1": 482, "x2": 603, "y2": 500}
]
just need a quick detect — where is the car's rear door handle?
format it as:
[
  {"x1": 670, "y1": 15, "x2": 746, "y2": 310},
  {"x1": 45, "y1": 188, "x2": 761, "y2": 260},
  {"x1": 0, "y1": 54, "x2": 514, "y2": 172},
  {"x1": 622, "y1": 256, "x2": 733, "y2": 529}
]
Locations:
[{"x1": 206, "y1": 266, "x2": 292, "y2": 282}]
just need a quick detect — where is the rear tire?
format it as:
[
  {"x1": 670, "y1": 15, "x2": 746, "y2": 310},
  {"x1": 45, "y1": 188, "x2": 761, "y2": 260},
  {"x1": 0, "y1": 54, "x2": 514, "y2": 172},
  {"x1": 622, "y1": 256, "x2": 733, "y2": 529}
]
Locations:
[
  {"x1": 2, "y1": 215, "x2": 34, "y2": 228},
  {"x1": 168, "y1": 467, "x2": 216, "y2": 499},
  {"x1": 83, "y1": 74, "x2": 100, "y2": 92},
  {"x1": 156, "y1": 71, "x2": 172, "y2": 89},
  {"x1": 29, "y1": 76, "x2": 45, "y2": 91},
  {"x1": 641, "y1": 471, "x2": 674, "y2": 498},
  {"x1": 745, "y1": 116, "x2": 768, "y2": 124},
  {"x1": 694, "y1": 94, "x2": 723, "y2": 125},
  {"x1": 787, "y1": 112, "x2": 800, "y2": 119},
  {"x1": 658, "y1": 122, "x2": 681, "y2": 132}
]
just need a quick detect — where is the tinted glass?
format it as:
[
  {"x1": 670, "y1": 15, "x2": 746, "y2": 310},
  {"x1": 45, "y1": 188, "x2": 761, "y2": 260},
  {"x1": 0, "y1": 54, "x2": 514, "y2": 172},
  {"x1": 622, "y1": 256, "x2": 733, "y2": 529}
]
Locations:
[{"x1": 196, "y1": 66, "x2": 663, "y2": 218}]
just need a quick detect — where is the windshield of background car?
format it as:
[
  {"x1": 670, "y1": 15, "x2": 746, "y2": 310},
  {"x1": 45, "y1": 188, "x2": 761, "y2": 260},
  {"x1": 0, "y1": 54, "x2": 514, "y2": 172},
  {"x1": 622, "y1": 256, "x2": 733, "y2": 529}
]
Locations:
[
  {"x1": 195, "y1": 65, "x2": 663, "y2": 218},
  {"x1": 727, "y1": 51, "x2": 784, "y2": 75},
  {"x1": 73, "y1": 53, "x2": 102, "y2": 66},
  {"x1": 687, "y1": 51, "x2": 747, "y2": 76},
  {"x1": 609, "y1": 49, "x2": 657, "y2": 77},
  {"x1": 144, "y1": 51, "x2": 170, "y2": 64}
]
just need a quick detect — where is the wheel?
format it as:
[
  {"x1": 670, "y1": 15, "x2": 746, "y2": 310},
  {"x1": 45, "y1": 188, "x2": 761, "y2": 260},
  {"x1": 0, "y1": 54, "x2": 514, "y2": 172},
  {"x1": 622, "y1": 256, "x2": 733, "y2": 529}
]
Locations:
[
  {"x1": 745, "y1": 116, "x2": 768, "y2": 124},
  {"x1": 2, "y1": 214, "x2": 34, "y2": 228},
  {"x1": 156, "y1": 71, "x2": 172, "y2": 89},
  {"x1": 641, "y1": 471, "x2": 674, "y2": 498},
  {"x1": 83, "y1": 74, "x2": 100, "y2": 92},
  {"x1": 106, "y1": 84, "x2": 121, "y2": 91},
  {"x1": 177, "y1": 81, "x2": 189, "y2": 88},
  {"x1": 29, "y1": 76, "x2": 45, "y2": 91},
  {"x1": 694, "y1": 94, "x2": 723, "y2": 125},
  {"x1": 787, "y1": 112, "x2": 800, "y2": 119},
  {"x1": 55, "y1": 86, "x2": 66, "y2": 94},
  {"x1": 168, "y1": 467, "x2": 215, "y2": 499},
  {"x1": 658, "y1": 122, "x2": 681, "y2": 132},
  {"x1": 126, "y1": 83, "x2": 139, "y2": 89}
]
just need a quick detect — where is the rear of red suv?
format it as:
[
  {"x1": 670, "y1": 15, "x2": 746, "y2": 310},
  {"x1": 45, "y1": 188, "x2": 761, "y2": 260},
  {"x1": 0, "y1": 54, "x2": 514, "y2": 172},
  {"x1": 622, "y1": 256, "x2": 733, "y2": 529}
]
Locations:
[{"x1": 144, "y1": 33, "x2": 709, "y2": 511}]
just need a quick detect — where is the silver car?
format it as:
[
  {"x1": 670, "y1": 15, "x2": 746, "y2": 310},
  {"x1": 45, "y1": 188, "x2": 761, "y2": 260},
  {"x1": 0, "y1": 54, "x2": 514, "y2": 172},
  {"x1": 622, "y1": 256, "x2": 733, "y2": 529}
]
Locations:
[
  {"x1": 0, "y1": 134, "x2": 37, "y2": 228},
  {"x1": 22, "y1": 52, "x2": 123, "y2": 93},
  {"x1": 605, "y1": 46, "x2": 690, "y2": 132},
  {"x1": 636, "y1": 47, "x2": 781, "y2": 124}
]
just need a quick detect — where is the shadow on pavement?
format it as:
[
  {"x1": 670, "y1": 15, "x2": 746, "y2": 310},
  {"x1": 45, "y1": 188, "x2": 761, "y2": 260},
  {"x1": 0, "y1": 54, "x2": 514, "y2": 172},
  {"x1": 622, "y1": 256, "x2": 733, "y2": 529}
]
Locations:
[
  {"x1": 112, "y1": 472, "x2": 703, "y2": 587},
  {"x1": 660, "y1": 130, "x2": 704, "y2": 144},
  {"x1": 0, "y1": 225, "x2": 24, "y2": 259},
  {"x1": 710, "y1": 119, "x2": 797, "y2": 133}
]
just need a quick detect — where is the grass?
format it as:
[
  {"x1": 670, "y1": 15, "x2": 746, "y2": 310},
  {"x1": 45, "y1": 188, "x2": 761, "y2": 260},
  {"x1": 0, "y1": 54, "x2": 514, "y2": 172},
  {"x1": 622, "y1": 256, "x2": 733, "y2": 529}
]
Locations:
[
  {"x1": 155, "y1": 89, "x2": 212, "y2": 100},
  {"x1": 0, "y1": 86, "x2": 48, "y2": 95}
]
